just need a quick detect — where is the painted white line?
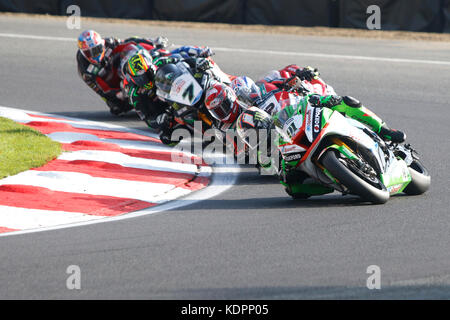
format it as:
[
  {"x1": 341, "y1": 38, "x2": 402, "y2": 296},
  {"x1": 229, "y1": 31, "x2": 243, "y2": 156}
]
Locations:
[
  {"x1": 0, "y1": 32, "x2": 449, "y2": 66},
  {"x1": 0, "y1": 105, "x2": 175, "y2": 153},
  {"x1": 0, "y1": 155, "x2": 239, "y2": 238},
  {"x1": 209, "y1": 46, "x2": 450, "y2": 66},
  {"x1": 0, "y1": 170, "x2": 190, "y2": 203},
  {"x1": 0, "y1": 105, "x2": 160, "y2": 139},
  {"x1": 58, "y1": 149, "x2": 199, "y2": 174},
  {"x1": 0, "y1": 206, "x2": 103, "y2": 230},
  {"x1": 0, "y1": 107, "x2": 238, "y2": 237},
  {"x1": 0, "y1": 32, "x2": 74, "y2": 42},
  {"x1": 47, "y1": 131, "x2": 169, "y2": 151}
]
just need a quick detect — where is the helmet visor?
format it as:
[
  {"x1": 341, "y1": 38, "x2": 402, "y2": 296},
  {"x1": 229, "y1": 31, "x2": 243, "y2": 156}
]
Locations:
[
  {"x1": 131, "y1": 72, "x2": 150, "y2": 87},
  {"x1": 82, "y1": 43, "x2": 104, "y2": 61},
  {"x1": 209, "y1": 98, "x2": 233, "y2": 121}
]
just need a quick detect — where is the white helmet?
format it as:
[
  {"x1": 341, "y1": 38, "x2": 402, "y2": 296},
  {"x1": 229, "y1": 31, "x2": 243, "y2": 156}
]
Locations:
[{"x1": 230, "y1": 76, "x2": 261, "y2": 106}]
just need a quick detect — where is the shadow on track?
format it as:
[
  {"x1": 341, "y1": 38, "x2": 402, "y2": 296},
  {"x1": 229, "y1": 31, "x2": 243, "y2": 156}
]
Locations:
[
  {"x1": 170, "y1": 195, "x2": 371, "y2": 212},
  {"x1": 51, "y1": 110, "x2": 139, "y2": 123}
]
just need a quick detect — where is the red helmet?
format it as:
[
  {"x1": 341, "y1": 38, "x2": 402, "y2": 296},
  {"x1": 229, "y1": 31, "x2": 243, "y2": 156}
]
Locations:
[{"x1": 205, "y1": 83, "x2": 242, "y2": 123}]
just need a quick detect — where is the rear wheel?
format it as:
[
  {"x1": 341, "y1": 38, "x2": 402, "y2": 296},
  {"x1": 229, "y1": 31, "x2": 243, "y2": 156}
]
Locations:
[
  {"x1": 403, "y1": 160, "x2": 431, "y2": 195},
  {"x1": 321, "y1": 150, "x2": 389, "y2": 204}
]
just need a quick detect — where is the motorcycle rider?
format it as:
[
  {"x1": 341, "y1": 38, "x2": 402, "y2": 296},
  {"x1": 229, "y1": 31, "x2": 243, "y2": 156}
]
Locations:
[
  {"x1": 235, "y1": 93, "x2": 407, "y2": 198},
  {"x1": 76, "y1": 29, "x2": 168, "y2": 115},
  {"x1": 217, "y1": 65, "x2": 333, "y2": 119},
  {"x1": 257, "y1": 64, "x2": 336, "y2": 98},
  {"x1": 204, "y1": 73, "x2": 316, "y2": 157},
  {"x1": 121, "y1": 50, "x2": 167, "y2": 126},
  {"x1": 122, "y1": 46, "x2": 217, "y2": 144},
  {"x1": 204, "y1": 79, "x2": 258, "y2": 156}
]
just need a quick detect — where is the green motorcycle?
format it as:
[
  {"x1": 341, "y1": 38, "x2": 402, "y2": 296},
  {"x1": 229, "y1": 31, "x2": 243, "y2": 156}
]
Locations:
[{"x1": 271, "y1": 101, "x2": 431, "y2": 204}]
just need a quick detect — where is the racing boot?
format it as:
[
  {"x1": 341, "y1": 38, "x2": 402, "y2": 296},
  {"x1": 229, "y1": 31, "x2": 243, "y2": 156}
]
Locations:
[
  {"x1": 325, "y1": 95, "x2": 406, "y2": 144},
  {"x1": 379, "y1": 123, "x2": 406, "y2": 143}
]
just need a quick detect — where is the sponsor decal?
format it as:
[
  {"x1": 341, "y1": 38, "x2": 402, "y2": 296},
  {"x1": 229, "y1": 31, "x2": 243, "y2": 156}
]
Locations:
[
  {"x1": 284, "y1": 152, "x2": 302, "y2": 162},
  {"x1": 280, "y1": 144, "x2": 306, "y2": 154},
  {"x1": 306, "y1": 109, "x2": 312, "y2": 131},
  {"x1": 172, "y1": 78, "x2": 187, "y2": 94},
  {"x1": 242, "y1": 113, "x2": 255, "y2": 127},
  {"x1": 258, "y1": 93, "x2": 279, "y2": 115},
  {"x1": 87, "y1": 64, "x2": 100, "y2": 75},
  {"x1": 313, "y1": 108, "x2": 321, "y2": 133},
  {"x1": 258, "y1": 83, "x2": 267, "y2": 96},
  {"x1": 105, "y1": 48, "x2": 112, "y2": 58},
  {"x1": 388, "y1": 184, "x2": 402, "y2": 194}
]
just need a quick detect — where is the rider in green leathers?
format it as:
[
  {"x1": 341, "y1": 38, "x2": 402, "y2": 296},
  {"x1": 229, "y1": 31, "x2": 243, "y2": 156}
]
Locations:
[{"x1": 237, "y1": 93, "x2": 406, "y2": 199}]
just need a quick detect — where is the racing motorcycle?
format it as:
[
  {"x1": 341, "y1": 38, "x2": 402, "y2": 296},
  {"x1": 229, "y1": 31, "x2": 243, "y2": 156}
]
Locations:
[
  {"x1": 255, "y1": 75, "x2": 335, "y2": 115},
  {"x1": 223, "y1": 76, "x2": 332, "y2": 160},
  {"x1": 154, "y1": 57, "x2": 234, "y2": 138},
  {"x1": 272, "y1": 99, "x2": 430, "y2": 204}
]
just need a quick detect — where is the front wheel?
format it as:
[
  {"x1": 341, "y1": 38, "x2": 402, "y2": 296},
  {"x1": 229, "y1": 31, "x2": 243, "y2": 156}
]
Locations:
[
  {"x1": 403, "y1": 160, "x2": 431, "y2": 195},
  {"x1": 321, "y1": 150, "x2": 389, "y2": 204}
]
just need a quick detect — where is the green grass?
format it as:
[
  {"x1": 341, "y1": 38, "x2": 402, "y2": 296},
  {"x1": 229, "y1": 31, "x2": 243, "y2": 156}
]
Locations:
[{"x1": 0, "y1": 117, "x2": 62, "y2": 179}]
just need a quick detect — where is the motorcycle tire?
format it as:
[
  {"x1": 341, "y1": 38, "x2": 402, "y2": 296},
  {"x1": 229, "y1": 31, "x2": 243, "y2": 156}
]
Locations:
[
  {"x1": 403, "y1": 160, "x2": 431, "y2": 195},
  {"x1": 322, "y1": 150, "x2": 389, "y2": 204}
]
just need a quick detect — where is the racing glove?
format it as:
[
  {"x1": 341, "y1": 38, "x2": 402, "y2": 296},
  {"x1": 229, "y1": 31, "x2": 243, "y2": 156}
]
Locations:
[
  {"x1": 296, "y1": 66, "x2": 319, "y2": 81},
  {"x1": 196, "y1": 58, "x2": 212, "y2": 72},
  {"x1": 281, "y1": 76, "x2": 304, "y2": 91},
  {"x1": 309, "y1": 95, "x2": 343, "y2": 109},
  {"x1": 199, "y1": 47, "x2": 214, "y2": 58},
  {"x1": 154, "y1": 36, "x2": 168, "y2": 49},
  {"x1": 154, "y1": 111, "x2": 174, "y2": 130}
]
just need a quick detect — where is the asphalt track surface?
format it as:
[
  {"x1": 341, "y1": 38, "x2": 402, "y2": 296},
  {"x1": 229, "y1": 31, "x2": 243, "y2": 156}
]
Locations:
[{"x1": 0, "y1": 15, "x2": 450, "y2": 299}]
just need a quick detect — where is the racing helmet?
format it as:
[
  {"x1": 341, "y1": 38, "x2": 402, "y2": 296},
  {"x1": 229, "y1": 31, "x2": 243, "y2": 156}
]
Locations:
[
  {"x1": 77, "y1": 30, "x2": 105, "y2": 65},
  {"x1": 230, "y1": 76, "x2": 261, "y2": 105},
  {"x1": 204, "y1": 82, "x2": 245, "y2": 123},
  {"x1": 124, "y1": 51, "x2": 156, "y2": 89},
  {"x1": 236, "y1": 106, "x2": 273, "y2": 150}
]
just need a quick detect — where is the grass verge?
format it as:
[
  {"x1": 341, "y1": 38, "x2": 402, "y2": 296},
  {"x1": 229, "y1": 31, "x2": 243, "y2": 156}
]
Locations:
[{"x1": 0, "y1": 117, "x2": 62, "y2": 179}]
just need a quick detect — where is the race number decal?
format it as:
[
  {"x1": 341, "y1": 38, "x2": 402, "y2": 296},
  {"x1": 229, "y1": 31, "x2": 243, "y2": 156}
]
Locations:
[
  {"x1": 283, "y1": 114, "x2": 302, "y2": 141},
  {"x1": 182, "y1": 83, "x2": 194, "y2": 103},
  {"x1": 168, "y1": 73, "x2": 203, "y2": 106},
  {"x1": 259, "y1": 94, "x2": 280, "y2": 115}
]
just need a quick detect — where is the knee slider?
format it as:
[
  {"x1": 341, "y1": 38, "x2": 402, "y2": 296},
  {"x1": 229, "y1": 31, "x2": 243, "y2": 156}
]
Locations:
[{"x1": 343, "y1": 96, "x2": 362, "y2": 108}]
